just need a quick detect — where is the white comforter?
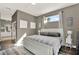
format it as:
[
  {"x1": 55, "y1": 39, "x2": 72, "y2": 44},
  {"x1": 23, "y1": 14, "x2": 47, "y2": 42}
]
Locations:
[{"x1": 27, "y1": 35, "x2": 62, "y2": 55}]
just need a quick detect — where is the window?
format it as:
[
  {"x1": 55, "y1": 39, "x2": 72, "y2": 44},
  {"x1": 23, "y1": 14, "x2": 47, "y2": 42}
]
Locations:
[
  {"x1": 38, "y1": 23, "x2": 41, "y2": 28},
  {"x1": 20, "y1": 20, "x2": 27, "y2": 28},
  {"x1": 30, "y1": 22, "x2": 36, "y2": 29},
  {"x1": 47, "y1": 15, "x2": 59, "y2": 22}
]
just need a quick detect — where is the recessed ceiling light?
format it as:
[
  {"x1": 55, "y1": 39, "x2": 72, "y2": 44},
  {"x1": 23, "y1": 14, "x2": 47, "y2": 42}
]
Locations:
[{"x1": 32, "y1": 3, "x2": 36, "y2": 5}]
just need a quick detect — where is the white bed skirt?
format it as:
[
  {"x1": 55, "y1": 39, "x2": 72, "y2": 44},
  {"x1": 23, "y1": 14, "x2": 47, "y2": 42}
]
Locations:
[{"x1": 23, "y1": 38, "x2": 53, "y2": 55}]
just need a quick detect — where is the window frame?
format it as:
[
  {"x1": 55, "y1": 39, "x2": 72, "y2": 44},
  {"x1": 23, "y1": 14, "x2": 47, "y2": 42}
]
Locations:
[{"x1": 46, "y1": 14, "x2": 60, "y2": 22}]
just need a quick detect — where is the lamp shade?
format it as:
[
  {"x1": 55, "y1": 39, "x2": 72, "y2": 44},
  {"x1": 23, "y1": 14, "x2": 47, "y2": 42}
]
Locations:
[
  {"x1": 66, "y1": 30, "x2": 72, "y2": 44},
  {"x1": 67, "y1": 31, "x2": 72, "y2": 35}
]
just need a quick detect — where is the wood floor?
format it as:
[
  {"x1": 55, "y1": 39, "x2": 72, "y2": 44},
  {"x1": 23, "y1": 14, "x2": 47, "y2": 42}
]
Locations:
[
  {"x1": 0, "y1": 37, "x2": 15, "y2": 50},
  {"x1": 59, "y1": 46, "x2": 76, "y2": 55}
]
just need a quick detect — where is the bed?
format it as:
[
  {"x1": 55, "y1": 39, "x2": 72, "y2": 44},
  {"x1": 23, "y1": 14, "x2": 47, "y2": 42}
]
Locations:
[{"x1": 23, "y1": 28, "x2": 64, "y2": 55}]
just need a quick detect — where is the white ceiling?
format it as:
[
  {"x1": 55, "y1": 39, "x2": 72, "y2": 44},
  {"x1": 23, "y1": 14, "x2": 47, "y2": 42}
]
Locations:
[{"x1": 0, "y1": 3, "x2": 76, "y2": 21}]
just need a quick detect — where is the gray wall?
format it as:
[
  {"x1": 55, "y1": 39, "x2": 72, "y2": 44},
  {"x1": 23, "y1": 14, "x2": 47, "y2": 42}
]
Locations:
[
  {"x1": 43, "y1": 22, "x2": 59, "y2": 28},
  {"x1": 12, "y1": 4, "x2": 79, "y2": 45},
  {"x1": 36, "y1": 4, "x2": 79, "y2": 46},
  {"x1": 36, "y1": 10, "x2": 60, "y2": 29},
  {"x1": 12, "y1": 10, "x2": 37, "y2": 41}
]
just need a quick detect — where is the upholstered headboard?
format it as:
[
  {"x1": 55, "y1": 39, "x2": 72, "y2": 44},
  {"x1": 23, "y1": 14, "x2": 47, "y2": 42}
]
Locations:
[
  {"x1": 40, "y1": 28, "x2": 63, "y2": 36},
  {"x1": 39, "y1": 28, "x2": 64, "y2": 45}
]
